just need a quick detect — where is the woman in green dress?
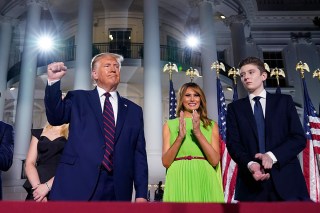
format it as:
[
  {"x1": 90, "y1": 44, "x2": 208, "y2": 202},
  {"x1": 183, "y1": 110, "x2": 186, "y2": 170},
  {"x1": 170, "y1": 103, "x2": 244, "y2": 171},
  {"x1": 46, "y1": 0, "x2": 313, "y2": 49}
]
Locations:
[{"x1": 162, "y1": 82, "x2": 224, "y2": 202}]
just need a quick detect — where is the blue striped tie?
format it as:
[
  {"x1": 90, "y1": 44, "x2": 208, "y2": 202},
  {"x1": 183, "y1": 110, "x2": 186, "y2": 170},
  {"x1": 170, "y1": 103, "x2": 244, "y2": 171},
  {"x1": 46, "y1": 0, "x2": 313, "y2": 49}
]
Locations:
[
  {"x1": 253, "y1": 96, "x2": 265, "y2": 153},
  {"x1": 102, "y1": 92, "x2": 115, "y2": 171}
]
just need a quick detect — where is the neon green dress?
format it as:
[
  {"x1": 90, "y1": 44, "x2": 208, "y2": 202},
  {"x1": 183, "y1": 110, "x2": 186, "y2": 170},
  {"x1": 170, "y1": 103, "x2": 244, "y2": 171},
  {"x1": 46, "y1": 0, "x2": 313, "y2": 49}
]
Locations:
[{"x1": 163, "y1": 118, "x2": 224, "y2": 202}]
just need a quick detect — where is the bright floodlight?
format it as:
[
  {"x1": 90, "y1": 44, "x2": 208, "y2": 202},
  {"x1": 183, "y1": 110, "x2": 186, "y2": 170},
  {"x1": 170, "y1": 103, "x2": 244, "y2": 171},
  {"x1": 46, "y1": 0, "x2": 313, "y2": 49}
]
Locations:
[
  {"x1": 186, "y1": 36, "x2": 199, "y2": 48},
  {"x1": 37, "y1": 35, "x2": 54, "y2": 52}
]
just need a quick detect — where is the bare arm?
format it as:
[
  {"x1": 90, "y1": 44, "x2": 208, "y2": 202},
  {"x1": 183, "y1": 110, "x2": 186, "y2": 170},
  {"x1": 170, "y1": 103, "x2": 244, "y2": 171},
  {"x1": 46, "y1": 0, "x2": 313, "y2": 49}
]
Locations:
[
  {"x1": 25, "y1": 136, "x2": 41, "y2": 189},
  {"x1": 162, "y1": 112, "x2": 186, "y2": 168}
]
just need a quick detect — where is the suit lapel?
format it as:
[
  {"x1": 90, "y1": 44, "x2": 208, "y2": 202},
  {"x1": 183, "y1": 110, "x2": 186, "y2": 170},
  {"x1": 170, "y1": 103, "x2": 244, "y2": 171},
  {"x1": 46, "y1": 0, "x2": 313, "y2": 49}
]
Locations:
[
  {"x1": 0, "y1": 122, "x2": 4, "y2": 140},
  {"x1": 242, "y1": 97, "x2": 259, "y2": 141},
  {"x1": 87, "y1": 88, "x2": 104, "y2": 135},
  {"x1": 87, "y1": 90, "x2": 128, "y2": 143},
  {"x1": 115, "y1": 92, "x2": 128, "y2": 142},
  {"x1": 265, "y1": 93, "x2": 275, "y2": 150},
  {"x1": 265, "y1": 93, "x2": 275, "y2": 122}
]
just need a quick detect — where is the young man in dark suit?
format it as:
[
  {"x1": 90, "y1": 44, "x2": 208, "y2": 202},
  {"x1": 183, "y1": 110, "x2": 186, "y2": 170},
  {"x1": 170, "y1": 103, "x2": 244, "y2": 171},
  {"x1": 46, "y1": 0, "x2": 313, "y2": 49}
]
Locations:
[
  {"x1": 0, "y1": 121, "x2": 14, "y2": 200},
  {"x1": 44, "y1": 53, "x2": 148, "y2": 201},
  {"x1": 226, "y1": 57, "x2": 309, "y2": 201}
]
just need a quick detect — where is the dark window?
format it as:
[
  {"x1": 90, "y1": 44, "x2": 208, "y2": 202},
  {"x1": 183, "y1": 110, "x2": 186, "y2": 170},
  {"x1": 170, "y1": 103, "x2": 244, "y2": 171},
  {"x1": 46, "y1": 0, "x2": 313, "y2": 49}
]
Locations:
[
  {"x1": 108, "y1": 29, "x2": 131, "y2": 58},
  {"x1": 217, "y1": 50, "x2": 232, "y2": 79},
  {"x1": 263, "y1": 51, "x2": 286, "y2": 87},
  {"x1": 64, "y1": 36, "x2": 75, "y2": 61},
  {"x1": 167, "y1": 36, "x2": 179, "y2": 62},
  {"x1": 217, "y1": 51, "x2": 225, "y2": 62}
]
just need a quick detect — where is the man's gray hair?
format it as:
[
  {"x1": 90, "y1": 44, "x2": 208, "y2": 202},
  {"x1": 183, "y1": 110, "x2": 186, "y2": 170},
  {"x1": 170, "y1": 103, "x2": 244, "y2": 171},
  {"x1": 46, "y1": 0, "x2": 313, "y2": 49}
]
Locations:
[{"x1": 91, "y1": 52, "x2": 124, "y2": 71}]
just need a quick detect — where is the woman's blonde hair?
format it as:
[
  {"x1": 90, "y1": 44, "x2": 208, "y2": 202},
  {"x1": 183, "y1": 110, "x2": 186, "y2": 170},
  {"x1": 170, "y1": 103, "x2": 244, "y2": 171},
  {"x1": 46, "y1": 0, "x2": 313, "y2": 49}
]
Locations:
[
  {"x1": 44, "y1": 123, "x2": 69, "y2": 139},
  {"x1": 176, "y1": 82, "x2": 212, "y2": 128}
]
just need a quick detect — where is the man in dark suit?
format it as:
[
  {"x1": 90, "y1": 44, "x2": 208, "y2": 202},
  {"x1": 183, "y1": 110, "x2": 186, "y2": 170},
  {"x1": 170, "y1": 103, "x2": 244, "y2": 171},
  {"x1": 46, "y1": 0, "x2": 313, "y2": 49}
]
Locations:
[
  {"x1": 0, "y1": 121, "x2": 14, "y2": 200},
  {"x1": 226, "y1": 57, "x2": 309, "y2": 201},
  {"x1": 44, "y1": 53, "x2": 148, "y2": 201}
]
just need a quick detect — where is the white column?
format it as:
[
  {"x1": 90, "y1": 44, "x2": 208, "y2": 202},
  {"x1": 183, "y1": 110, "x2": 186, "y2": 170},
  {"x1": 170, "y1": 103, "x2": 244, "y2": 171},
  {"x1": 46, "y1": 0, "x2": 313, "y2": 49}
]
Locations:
[
  {"x1": 12, "y1": 0, "x2": 46, "y2": 180},
  {"x1": 143, "y1": 0, "x2": 164, "y2": 184},
  {"x1": 285, "y1": 33, "x2": 320, "y2": 108},
  {"x1": 0, "y1": 16, "x2": 17, "y2": 120},
  {"x1": 198, "y1": 0, "x2": 218, "y2": 120},
  {"x1": 73, "y1": 0, "x2": 93, "y2": 90},
  {"x1": 225, "y1": 14, "x2": 248, "y2": 66},
  {"x1": 224, "y1": 14, "x2": 249, "y2": 98}
]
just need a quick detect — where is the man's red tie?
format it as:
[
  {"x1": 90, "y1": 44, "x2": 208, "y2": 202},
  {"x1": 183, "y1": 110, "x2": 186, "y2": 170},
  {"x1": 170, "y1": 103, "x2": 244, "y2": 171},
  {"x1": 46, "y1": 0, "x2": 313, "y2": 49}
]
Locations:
[{"x1": 102, "y1": 92, "x2": 115, "y2": 171}]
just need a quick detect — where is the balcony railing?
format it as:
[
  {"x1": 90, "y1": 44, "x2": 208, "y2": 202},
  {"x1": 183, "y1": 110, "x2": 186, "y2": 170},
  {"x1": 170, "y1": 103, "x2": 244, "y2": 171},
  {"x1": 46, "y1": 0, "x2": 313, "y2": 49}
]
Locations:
[
  {"x1": 93, "y1": 43, "x2": 202, "y2": 69},
  {"x1": 7, "y1": 43, "x2": 202, "y2": 82},
  {"x1": 6, "y1": 42, "x2": 291, "y2": 90}
]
